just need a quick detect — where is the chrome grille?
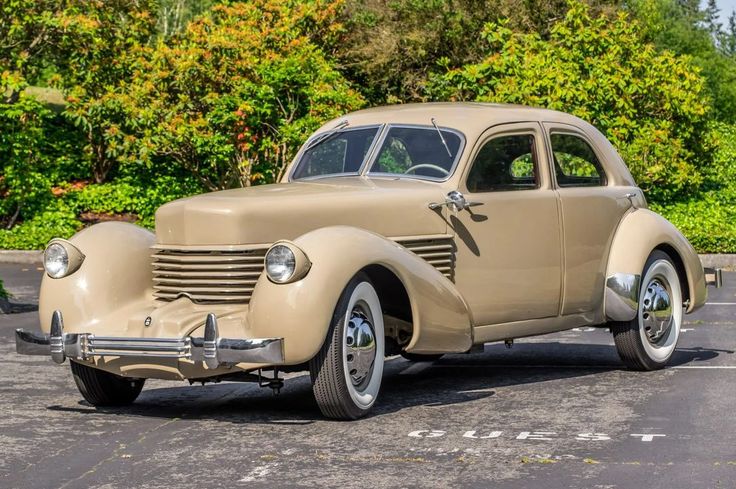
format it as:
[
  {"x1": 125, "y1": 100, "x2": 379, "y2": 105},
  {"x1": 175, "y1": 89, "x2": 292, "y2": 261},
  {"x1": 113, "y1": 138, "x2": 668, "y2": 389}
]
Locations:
[
  {"x1": 396, "y1": 236, "x2": 456, "y2": 280},
  {"x1": 152, "y1": 246, "x2": 269, "y2": 304}
]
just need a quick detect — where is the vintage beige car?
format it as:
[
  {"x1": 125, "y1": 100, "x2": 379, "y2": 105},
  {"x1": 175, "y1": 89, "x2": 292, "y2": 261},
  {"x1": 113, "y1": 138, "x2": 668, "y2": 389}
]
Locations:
[{"x1": 16, "y1": 103, "x2": 723, "y2": 419}]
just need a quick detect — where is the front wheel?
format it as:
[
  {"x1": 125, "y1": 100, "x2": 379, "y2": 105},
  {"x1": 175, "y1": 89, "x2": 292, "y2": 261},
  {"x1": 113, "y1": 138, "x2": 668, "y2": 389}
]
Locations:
[
  {"x1": 611, "y1": 250, "x2": 683, "y2": 371},
  {"x1": 70, "y1": 361, "x2": 145, "y2": 406},
  {"x1": 309, "y1": 273, "x2": 385, "y2": 420}
]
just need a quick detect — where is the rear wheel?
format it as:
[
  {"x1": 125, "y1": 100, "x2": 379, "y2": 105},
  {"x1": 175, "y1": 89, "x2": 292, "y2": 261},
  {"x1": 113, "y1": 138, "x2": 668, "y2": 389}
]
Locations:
[
  {"x1": 70, "y1": 361, "x2": 145, "y2": 406},
  {"x1": 309, "y1": 273, "x2": 385, "y2": 420},
  {"x1": 611, "y1": 250, "x2": 683, "y2": 371}
]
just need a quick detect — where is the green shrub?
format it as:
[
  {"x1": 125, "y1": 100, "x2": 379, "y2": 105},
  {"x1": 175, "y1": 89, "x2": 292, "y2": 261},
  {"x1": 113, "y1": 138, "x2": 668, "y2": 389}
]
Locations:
[
  {"x1": 652, "y1": 191, "x2": 736, "y2": 253},
  {"x1": 0, "y1": 279, "x2": 8, "y2": 299},
  {"x1": 651, "y1": 122, "x2": 736, "y2": 253},
  {"x1": 0, "y1": 200, "x2": 81, "y2": 250}
]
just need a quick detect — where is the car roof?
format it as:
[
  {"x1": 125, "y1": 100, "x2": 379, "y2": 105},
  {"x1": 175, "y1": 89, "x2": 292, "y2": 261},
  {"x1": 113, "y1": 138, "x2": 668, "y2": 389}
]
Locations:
[
  {"x1": 320, "y1": 102, "x2": 588, "y2": 134},
  {"x1": 311, "y1": 102, "x2": 636, "y2": 188}
]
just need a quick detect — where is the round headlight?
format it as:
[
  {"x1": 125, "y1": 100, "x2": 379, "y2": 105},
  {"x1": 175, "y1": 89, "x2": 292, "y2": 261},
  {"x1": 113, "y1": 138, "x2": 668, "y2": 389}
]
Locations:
[
  {"x1": 44, "y1": 242, "x2": 69, "y2": 279},
  {"x1": 265, "y1": 245, "x2": 296, "y2": 283}
]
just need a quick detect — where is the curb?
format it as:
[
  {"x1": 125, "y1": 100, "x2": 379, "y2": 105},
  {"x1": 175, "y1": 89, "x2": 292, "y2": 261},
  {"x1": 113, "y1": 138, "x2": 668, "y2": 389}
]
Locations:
[
  {"x1": 0, "y1": 250, "x2": 43, "y2": 265},
  {"x1": 1, "y1": 250, "x2": 736, "y2": 270},
  {"x1": 698, "y1": 254, "x2": 736, "y2": 271}
]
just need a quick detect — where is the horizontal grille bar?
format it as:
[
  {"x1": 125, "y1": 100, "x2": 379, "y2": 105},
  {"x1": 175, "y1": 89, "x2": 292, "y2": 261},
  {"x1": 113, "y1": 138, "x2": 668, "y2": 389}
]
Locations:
[{"x1": 152, "y1": 245, "x2": 269, "y2": 304}]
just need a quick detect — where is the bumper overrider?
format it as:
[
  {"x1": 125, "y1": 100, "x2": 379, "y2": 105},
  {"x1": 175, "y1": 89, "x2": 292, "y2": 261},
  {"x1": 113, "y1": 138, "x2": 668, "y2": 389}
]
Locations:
[{"x1": 15, "y1": 310, "x2": 284, "y2": 368}]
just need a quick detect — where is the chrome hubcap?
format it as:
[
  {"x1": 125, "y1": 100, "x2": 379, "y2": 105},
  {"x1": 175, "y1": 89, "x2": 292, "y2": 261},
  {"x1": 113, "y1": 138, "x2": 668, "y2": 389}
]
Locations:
[
  {"x1": 641, "y1": 277, "x2": 673, "y2": 344},
  {"x1": 345, "y1": 307, "x2": 376, "y2": 387}
]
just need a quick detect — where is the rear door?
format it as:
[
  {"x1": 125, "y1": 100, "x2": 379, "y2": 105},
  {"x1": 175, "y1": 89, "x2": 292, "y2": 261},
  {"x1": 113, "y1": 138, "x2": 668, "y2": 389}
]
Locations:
[{"x1": 543, "y1": 122, "x2": 631, "y2": 315}]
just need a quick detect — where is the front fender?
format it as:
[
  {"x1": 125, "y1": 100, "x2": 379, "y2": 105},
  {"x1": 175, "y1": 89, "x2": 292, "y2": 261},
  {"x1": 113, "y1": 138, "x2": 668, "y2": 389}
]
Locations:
[
  {"x1": 604, "y1": 209, "x2": 706, "y2": 321},
  {"x1": 39, "y1": 222, "x2": 155, "y2": 334},
  {"x1": 247, "y1": 226, "x2": 473, "y2": 364}
]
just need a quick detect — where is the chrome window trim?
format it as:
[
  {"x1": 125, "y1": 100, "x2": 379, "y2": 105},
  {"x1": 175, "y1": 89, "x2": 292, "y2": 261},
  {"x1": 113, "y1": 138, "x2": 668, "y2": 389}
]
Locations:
[
  {"x1": 364, "y1": 124, "x2": 467, "y2": 183},
  {"x1": 463, "y1": 130, "x2": 542, "y2": 194},
  {"x1": 289, "y1": 124, "x2": 384, "y2": 182},
  {"x1": 543, "y1": 124, "x2": 610, "y2": 188}
]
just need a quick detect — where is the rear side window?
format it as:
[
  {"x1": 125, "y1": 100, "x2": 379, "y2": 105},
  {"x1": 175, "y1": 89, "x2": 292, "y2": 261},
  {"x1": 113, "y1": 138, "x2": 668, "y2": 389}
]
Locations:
[
  {"x1": 550, "y1": 133, "x2": 606, "y2": 187},
  {"x1": 466, "y1": 134, "x2": 538, "y2": 192}
]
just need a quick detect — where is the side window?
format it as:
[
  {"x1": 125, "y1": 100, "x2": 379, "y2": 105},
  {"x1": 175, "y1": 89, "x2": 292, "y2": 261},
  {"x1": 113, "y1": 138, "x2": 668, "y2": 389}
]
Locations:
[
  {"x1": 292, "y1": 127, "x2": 378, "y2": 179},
  {"x1": 466, "y1": 134, "x2": 538, "y2": 192},
  {"x1": 550, "y1": 133, "x2": 606, "y2": 187}
]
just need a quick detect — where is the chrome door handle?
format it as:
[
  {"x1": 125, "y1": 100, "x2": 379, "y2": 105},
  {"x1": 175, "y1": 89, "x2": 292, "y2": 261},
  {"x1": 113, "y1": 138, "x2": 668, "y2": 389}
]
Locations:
[{"x1": 429, "y1": 191, "x2": 483, "y2": 211}]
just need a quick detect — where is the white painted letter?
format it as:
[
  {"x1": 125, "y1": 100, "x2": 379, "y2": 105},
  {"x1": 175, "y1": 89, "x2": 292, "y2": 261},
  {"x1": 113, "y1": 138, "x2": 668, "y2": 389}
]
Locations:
[
  {"x1": 576, "y1": 433, "x2": 611, "y2": 441},
  {"x1": 516, "y1": 431, "x2": 557, "y2": 441},
  {"x1": 631, "y1": 434, "x2": 666, "y2": 442},
  {"x1": 463, "y1": 431, "x2": 503, "y2": 439},
  {"x1": 408, "y1": 430, "x2": 446, "y2": 438}
]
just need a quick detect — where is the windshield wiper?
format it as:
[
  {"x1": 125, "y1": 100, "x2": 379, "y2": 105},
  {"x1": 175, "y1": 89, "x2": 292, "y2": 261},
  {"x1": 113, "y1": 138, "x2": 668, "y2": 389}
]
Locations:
[
  {"x1": 431, "y1": 117, "x2": 453, "y2": 158},
  {"x1": 304, "y1": 120, "x2": 349, "y2": 152}
]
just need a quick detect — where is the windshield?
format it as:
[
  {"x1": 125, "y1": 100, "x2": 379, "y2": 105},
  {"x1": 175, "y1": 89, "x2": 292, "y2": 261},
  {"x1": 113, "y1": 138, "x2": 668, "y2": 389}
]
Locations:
[
  {"x1": 291, "y1": 124, "x2": 464, "y2": 181},
  {"x1": 368, "y1": 126, "x2": 463, "y2": 180}
]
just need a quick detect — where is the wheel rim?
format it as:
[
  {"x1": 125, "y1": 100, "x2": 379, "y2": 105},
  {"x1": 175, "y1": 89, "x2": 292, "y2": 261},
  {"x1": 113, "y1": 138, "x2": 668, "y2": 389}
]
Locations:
[
  {"x1": 345, "y1": 302, "x2": 377, "y2": 389},
  {"x1": 637, "y1": 260, "x2": 682, "y2": 362},
  {"x1": 341, "y1": 282, "x2": 384, "y2": 410},
  {"x1": 641, "y1": 277, "x2": 673, "y2": 345}
]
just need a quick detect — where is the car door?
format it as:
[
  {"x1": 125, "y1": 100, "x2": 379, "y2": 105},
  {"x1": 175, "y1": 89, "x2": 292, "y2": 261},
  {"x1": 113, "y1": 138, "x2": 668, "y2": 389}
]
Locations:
[
  {"x1": 451, "y1": 122, "x2": 562, "y2": 326},
  {"x1": 542, "y1": 122, "x2": 632, "y2": 316}
]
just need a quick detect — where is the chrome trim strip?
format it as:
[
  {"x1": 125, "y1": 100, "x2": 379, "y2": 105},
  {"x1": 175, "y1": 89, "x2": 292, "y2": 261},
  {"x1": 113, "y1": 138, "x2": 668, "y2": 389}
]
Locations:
[
  {"x1": 15, "y1": 311, "x2": 285, "y2": 366},
  {"x1": 604, "y1": 273, "x2": 641, "y2": 322}
]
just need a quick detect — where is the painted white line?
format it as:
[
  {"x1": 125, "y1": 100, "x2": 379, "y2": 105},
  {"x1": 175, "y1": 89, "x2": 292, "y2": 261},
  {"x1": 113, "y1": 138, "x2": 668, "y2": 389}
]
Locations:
[
  {"x1": 671, "y1": 365, "x2": 736, "y2": 369},
  {"x1": 431, "y1": 364, "x2": 736, "y2": 370},
  {"x1": 705, "y1": 302, "x2": 736, "y2": 305}
]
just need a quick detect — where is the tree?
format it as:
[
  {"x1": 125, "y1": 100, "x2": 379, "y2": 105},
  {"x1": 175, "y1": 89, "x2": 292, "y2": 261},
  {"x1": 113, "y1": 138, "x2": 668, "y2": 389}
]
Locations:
[
  {"x1": 428, "y1": 0, "x2": 712, "y2": 201},
  {"x1": 724, "y1": 11, "x2": 736, "y2": 56},
  {"x1": 627, "y1": 0, "x2": 736, "y2": 122},
  {"x1": 704, "y1": 0, "x2": 721, "y2": 38},
  {"x1": 0, "y1": 1, "x2": 159, "y2": 184},
  {"x1": 337, "y1": 0, "x2": 620, "y2": 104},
  {"x1": 157, "y1": 0, "x2": 219, "y2": 37},
  {"x1": 116, "y1": 0, "x2": 365, "y2": 190}
]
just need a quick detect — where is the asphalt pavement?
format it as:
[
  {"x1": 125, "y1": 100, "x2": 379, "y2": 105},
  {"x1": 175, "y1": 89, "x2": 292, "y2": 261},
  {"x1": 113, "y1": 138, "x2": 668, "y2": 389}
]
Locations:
[{"x1": 1, "y1": 262, "x2": 735, "y2": 488}]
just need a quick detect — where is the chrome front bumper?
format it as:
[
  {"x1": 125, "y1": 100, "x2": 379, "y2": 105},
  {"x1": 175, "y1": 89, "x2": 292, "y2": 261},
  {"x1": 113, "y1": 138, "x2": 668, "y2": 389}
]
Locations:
[{"x1": 15, "y1": 311, "x2": 284, "y2": 368}]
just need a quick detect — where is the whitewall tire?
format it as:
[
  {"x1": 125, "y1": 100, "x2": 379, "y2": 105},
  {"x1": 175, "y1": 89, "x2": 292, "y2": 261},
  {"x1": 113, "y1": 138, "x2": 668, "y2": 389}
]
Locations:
[
  {"x1": 310, "y1": 273, "x2": 385, "y2": 419},
  {"x1": 611, "y1": 250, "x2": 683, "y2": 370}
]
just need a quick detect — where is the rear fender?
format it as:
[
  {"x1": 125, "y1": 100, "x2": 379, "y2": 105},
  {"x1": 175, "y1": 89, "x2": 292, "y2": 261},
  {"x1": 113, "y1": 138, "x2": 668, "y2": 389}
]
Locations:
[
  {"x1": 247, "y1": 226, "x2": 473, "y2": 364},
  {"x1": 604, "y1": 209, "x2": 706, "y2": 321}
]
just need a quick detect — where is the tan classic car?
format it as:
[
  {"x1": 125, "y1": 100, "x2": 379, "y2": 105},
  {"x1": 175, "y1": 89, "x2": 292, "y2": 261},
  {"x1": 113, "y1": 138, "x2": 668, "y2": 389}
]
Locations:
[{"x1": 16, "y1": 103, "x2": 723, "y2": 419}]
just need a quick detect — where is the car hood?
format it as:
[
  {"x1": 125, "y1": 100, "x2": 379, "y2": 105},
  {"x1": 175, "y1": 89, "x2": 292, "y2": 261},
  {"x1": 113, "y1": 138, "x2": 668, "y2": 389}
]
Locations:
[{"x1": 155, "y1": 177, "x2": 450, "y2": 246}]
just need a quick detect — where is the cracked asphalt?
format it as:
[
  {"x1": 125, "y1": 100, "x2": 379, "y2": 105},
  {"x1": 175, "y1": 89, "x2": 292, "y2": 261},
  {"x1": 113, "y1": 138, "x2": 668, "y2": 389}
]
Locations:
[{"x1": 1, "y1": 262, "x2": 735, "y2": 488}]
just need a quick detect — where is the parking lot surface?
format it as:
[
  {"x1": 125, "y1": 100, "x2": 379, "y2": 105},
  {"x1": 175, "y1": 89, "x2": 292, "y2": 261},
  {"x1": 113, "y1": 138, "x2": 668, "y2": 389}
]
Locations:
[{"x1": 1, "y1": 262, "x2": 735, "y2": 488}]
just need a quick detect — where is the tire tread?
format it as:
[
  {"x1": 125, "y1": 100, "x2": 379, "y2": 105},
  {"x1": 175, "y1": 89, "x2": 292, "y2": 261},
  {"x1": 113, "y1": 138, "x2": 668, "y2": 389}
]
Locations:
[
  {"x1": 310, "y1": 273, "x2": 377, "y2": 420},
  {"x1": 70, "y1": 361, "x2": 144, "y2": 406}
]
